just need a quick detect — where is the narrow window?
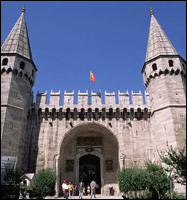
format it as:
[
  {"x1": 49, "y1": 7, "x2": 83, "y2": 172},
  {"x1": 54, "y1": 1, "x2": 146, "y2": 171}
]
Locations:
[
  {"x1": 169, "y1": 60, "x2": 174, "y2": 67},
  {"x1": 20, "y1": 61, "x2": 25, "y2": 70},
  {"x1": 182, "y1": 63, "x2": 186, "y2": 71},
  {"x1": 2, "y1": 58, "x2": 8, "y2": 65},
  {"x1": 32, "y1": 69, "x2": 34, "y2": 77},
  {"x1": 152, "y1": 63, "x2": 157, "y2": 71}
]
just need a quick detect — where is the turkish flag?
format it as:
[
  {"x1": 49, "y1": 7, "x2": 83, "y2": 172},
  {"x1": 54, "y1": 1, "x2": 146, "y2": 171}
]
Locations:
[{"x1": 90, "y1": 71, "x2": 96, "y2": 82}]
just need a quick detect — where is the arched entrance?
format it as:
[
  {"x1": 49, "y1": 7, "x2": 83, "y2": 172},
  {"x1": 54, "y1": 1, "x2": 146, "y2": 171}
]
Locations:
[
  {"x1": 57, "y1": 122, "x2": 119, "y2": 196},
  {"x1": 79, "y1": 155, "x2": 101, "y2": 194}
]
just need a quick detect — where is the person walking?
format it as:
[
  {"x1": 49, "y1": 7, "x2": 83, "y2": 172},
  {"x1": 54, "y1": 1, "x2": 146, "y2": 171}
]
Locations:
[
  {"x1": 73, "y1": 183, "x2": 77, "y2": 196},
  {"x1": 90, "y1": 179, "x2": 96, "y2": 199},
  {"x1": 64, "y1": 181, "x2": 69, "y2": 199},
  {"x1": 62, "y1": 180, "x2": 67, "y2": 198},
  {"x1": 79, "y1": 180, "x2": 85, "y2": 199},
  {"x1": 69, "y1": 182, "x2": 74, "y2": 198}
]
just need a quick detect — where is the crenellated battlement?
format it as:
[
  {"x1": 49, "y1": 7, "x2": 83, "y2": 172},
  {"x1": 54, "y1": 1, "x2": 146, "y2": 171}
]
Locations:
[
  {"x1": 64, "y1": 90, "x2": 75, "y2": 105},
  {"x1": 36, "y1": 90, "x2": 47, "y2": 107},
  {"x1": 92, "y1": 91, "x2": 102, "y2": 106},
  {"x1": 50, "y1": 90, "x2": 61, "y2": 106},
  {"x1": 118, "y1": 91, "x2": 129, "y2": 106},
  {"x1": 143, "y1": 67, "x2": 185, "y2": 87},
  {"x1": 78, "y1": 90, "x2": 88, "y2": 106},
  {"x1": 28, "y1": 106, "x2": 151, "y2": 122},
  {"x1": 34, "y1": 90, "x2": 150, "y2": 110},
  {"x1": 29, "y1": 90, "x2": 151, "y2": 121},
  {"x1": 131, "y1": 91, "x2": 144, "y2": 106}
]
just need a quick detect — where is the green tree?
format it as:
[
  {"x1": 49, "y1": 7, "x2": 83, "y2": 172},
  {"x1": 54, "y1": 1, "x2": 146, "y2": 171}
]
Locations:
[
  {"x1": 146, "y1": 161, "x2": 170, "y2": 199},
  {"x1": 29, "y1": 169, "x2": 56, "y2": 199},
  {"x1": 117, "y1": 162, "x2": 170, "y2": 199},
  {"x1": 117, "y1": 167, "x2": 150, "y2": 198},
  {"x1": 159, "y1": 145, "x2": 186, "y2": 185},
  {"x1": 117, "y1": 168, "x2": 133, "y2": 197}
]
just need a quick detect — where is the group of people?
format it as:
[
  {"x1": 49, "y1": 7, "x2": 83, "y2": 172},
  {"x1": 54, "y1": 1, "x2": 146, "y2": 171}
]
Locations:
[
  {"x1": 62, "y1": 179, "x2": 98, "y2": 199},
  {"x1": 62, "y1": 180, "x2": 78, "y2": 199}
]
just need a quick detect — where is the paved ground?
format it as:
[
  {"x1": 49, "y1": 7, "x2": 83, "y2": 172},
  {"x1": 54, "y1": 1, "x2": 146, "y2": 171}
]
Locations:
[{"x1": 45, "y1": 195, "x2": 123, "y2": 199}]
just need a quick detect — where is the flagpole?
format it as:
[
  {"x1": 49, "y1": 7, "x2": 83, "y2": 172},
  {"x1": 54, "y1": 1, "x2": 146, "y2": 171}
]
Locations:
[{"x1": 89, "y1": 70, "x2": 91, "y2": 105}]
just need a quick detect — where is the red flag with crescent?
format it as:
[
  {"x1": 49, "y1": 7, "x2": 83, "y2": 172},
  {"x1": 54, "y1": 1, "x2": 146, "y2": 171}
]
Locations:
[{"x1": 90, "y1": 71, "x2": 96, "y2": 82}]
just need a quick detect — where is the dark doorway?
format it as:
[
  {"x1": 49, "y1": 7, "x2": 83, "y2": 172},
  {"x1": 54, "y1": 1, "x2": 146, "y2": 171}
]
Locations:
[{"x1": 79, "y1": 155, "x2": 101, "y2": 194}]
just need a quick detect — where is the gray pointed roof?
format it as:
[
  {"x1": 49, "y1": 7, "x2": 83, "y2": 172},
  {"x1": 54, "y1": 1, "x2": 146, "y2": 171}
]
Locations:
[
  {"x1": 1, "y1": 8, "x2": 33, "y2": 61},
  {"x1": 145, "y1": 14, "x2": 178, "y2": 62}
]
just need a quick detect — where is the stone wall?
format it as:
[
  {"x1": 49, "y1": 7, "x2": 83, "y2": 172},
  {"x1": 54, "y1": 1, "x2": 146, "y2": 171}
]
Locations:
[{"x1": 25, "y1": 100, "x2": 152, "y2": 195}]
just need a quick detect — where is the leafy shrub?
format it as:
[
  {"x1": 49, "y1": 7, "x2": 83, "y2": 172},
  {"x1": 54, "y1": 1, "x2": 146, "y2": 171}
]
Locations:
[
  {"x1": 117, "y1": 167, "x2": 150, "y2": 198},
  {"x1": 118, "y1": 162, "x2": 170, "y2": 199},
  {"x1": 159, "y1": 145, "x2": 186, "y2": 185},
  {"x1": 161, "y1": 191, "x2": 186, "y2": 199},
  {"x1": 173, "y1": 193, "x2": 186, "y2": 199},
  {"x1": 29, "y1": 169, "x2": 56, "y2": 198},
  {"x1": 146, "y1": 161, "x2": 170, "y2": 198}
]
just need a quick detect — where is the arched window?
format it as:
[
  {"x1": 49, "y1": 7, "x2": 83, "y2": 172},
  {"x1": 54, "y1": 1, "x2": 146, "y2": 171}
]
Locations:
[
  {"x1": 169, "y1": 60, "x2": 174, "y2": 67},
  {"x1": 13, "y1": 69, "x2": 18, "y2": 75},
  {"x1": 6, "y1": 68, "x2": 12, "y2": 74},
  {"x1": 2, "y1": 68, "x2": 6, "y2": 74},
  {"x1": 152, "y1": 63, "x2": 157, "y2": 71},
  {"x1": 2, "y1": 58, "x2": 8, "y2": 65},
  {"x1": 20, "y1": 61, "x2": 25, "y2": 70}
]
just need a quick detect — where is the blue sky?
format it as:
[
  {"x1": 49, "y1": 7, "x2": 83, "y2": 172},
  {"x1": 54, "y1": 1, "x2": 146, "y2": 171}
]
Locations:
[{"x1": 1, "y1": 1, "x2": 186, "y2": 104}]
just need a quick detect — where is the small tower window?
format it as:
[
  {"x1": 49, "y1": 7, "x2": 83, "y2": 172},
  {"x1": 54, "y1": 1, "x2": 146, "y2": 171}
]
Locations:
[
  {"x1": 152, "y1": 63, "x2": 157, "y2": 71},
  {"x1": 182, "y1": 63, "x2": 186, "y2": 71},
  {"x1": 20, "y1": 61, "x2": 25, "y2": 70},
  {"x1": 32, "y1": 69, "x2": 34, "y2": 77},
  {"x1": 169, "y1": 60, "x2": 174, "y2": 67},
  {"x1": 2, "y1": 58, "x2": 8, "y2": 65}
]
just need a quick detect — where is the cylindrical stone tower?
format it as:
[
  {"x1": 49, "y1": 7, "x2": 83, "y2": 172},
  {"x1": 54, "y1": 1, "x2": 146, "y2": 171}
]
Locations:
[
  {"x1": 1, "y1": 6, "x2": 37, "y2": 168},
  {"x1": 141, "y1": 9, "x2": 186, "y2": 157}
]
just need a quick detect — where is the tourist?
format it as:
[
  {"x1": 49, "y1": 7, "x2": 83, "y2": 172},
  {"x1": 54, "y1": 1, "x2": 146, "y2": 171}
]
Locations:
[
  {"x1": 69, "y1": 181, "x2": 74, "y2": 198},
  {"x1": 87, "y1": 185, "x2": 91, "y2": 196},
  {"x1": 62, "y1": 180, "x2": 67, "y2": 198},
  {"x1": 73, "y1": 183, "x2": 78, "y2": 196},
  {"x1": 62, "y1": 180, "x2": 69, "y2": 199},
  {"x1": 90, "y1": 179, "x2": 96, "y2": 198},
  {"x1": 79, "y1": 180, "x2": 85, "y2": 199}
]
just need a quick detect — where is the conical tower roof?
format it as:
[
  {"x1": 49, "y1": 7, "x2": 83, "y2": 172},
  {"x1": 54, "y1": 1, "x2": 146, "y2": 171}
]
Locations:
[
  {"x1": 1, "y1": 6, "x2": 33, "y2": 61},
  {"x1": 145, "y1": 9, "x2": 178, "y2": 62}
]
